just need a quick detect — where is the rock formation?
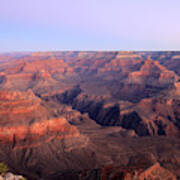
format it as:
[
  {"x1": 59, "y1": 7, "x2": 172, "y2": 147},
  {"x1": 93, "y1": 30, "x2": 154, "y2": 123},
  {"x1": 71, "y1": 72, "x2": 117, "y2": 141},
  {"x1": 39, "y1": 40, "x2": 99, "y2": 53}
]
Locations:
[{"x1": 0, "y1": 52, "x2": 180, "y2": 179}]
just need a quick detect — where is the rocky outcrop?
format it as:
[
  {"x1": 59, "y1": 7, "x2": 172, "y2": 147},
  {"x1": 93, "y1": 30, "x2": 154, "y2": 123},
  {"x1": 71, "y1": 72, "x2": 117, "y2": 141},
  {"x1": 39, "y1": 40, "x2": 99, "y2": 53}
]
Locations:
[
  {"x1": 139, "y1": 162, "x2": 176, "y2": 180},
  {"x1": 0, "y1": 172, "x2": 26, "y2": 180},
  {"x1": 45, "y1": 162, "x2": 177, "y2": 180},
  {"x1": 112, "y1": 58, "x2": 179, "y2": 102},
  {"x1": 0, "y1": 90, "x2": 84, "y2": 149},
  {"x1": 128, "y1": 58, "x2": 178, "y2": 87}
]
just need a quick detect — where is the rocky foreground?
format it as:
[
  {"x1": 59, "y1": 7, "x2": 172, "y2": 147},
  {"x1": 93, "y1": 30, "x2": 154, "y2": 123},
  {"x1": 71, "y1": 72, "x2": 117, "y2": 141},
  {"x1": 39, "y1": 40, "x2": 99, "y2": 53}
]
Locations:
[
  {"x1": 68, "y1": 163, "x2": 176, "y2": 180},
  {"x1": 0, "y1": 173, "x2": 26, "y2": 180}
]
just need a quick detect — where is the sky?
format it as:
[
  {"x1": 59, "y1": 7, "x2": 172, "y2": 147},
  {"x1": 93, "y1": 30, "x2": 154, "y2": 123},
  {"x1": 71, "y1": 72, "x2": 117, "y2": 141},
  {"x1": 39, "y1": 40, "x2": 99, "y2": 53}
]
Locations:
[{"x1": 0, "y1": 0, "x2": 180, "y2": 52}]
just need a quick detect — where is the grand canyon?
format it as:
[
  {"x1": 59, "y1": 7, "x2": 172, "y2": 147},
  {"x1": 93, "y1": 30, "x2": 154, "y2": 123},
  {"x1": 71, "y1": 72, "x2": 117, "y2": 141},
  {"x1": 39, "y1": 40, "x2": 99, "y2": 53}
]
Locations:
[{"x1": 0, "y1": 51, "x2": 180, "y2": 179}]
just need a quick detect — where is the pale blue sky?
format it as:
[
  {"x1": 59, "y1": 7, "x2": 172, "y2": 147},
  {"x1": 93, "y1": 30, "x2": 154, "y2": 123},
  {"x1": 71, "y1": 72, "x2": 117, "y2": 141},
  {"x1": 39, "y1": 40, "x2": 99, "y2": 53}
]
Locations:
[{"x1": 0, "y1": 0, "x2": 180, "y2": 52}]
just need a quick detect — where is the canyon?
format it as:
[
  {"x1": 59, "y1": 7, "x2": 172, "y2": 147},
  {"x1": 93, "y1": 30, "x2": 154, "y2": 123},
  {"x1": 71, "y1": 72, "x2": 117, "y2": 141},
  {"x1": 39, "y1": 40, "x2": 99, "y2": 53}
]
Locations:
[{"x1": 0, "y1": 51, "x2": 180, "y2": 179}]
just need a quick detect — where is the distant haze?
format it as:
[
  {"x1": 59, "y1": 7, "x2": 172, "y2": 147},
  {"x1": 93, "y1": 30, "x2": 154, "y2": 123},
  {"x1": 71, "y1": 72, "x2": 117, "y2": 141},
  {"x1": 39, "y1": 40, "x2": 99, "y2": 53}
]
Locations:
[{"x1": 1, "y1": 0, "x2": 180, "y2": 52}]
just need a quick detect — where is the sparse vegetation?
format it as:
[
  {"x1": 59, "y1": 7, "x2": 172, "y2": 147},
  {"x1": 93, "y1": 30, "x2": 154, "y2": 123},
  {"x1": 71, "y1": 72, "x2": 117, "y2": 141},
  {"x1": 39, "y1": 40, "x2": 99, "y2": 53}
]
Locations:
[
  {"x1": 19, "y1": 177, "x2": 27, "y2": 180},
  {"x1": 0, "y1": 162, "x2": 8, "y2": 176}
]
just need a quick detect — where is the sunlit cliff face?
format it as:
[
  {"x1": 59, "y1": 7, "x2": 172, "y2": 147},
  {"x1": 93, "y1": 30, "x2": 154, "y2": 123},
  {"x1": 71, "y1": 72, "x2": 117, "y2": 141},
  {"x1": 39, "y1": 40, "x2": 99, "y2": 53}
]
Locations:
[{"x1": 0, "y1": 90, "x2": 84, "y2": 149}]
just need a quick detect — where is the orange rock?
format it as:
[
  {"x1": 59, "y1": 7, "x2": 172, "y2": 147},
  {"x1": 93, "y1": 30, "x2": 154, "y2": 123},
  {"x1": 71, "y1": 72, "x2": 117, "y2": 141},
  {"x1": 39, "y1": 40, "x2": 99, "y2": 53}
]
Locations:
[
  {"x1": 139, "y1": 162, "x2": 176, "y2": 180},
  {"x1": 0, "y1": 90, "x2": 81, "y2": 149}
]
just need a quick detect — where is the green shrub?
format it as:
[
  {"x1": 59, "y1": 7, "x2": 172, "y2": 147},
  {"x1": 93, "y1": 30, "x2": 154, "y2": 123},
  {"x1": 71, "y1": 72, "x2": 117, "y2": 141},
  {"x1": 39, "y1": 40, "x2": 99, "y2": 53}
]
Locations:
[
  {"x1": 0, "y1": 162, "x2": 8, "y2": 175},
  {"x1": 19, "y1": 178, "x2": 27, "y2": 180}
]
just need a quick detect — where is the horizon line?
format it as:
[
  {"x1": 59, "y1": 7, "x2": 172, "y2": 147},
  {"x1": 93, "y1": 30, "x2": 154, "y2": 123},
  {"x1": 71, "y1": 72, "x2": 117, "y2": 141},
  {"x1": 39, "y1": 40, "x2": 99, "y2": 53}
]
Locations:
[{"x1": 1, "y1": 49, "x2": 180, "y2": 54}]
